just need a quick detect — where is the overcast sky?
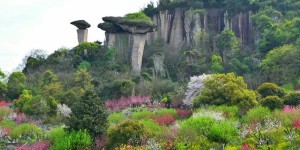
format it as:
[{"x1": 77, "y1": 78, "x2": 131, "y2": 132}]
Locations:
[{"x1": 0, "y1": 0, "x2": 158, "y2": 74}]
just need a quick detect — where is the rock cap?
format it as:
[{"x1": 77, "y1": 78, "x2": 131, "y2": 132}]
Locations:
[{"x1": 71, "y1": 20, "x2": 91, "y2": 29}]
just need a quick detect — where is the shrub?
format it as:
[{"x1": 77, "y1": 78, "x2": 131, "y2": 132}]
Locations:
[
  {"x1": 132, "y1": 110, "x2": 153, "y2": 120},
  {"x1": 257, "y1": 82, "x2": 285, "y2": 98},
  {"x1": 124, "y1": 12, "x2": 154, "y2": 25},
  {"x1": 50, "y1": 129, "x2": 92, "y2": 150},
  {"x1": 180, "y1": 116, "x2": 216, "y2": 136},
  {"x1": 140, "y1": 119, "x2": 164, "y2": 137},
  {"x1": 46, "y1": 126, "x2": 66, "y2": 143},
  {"x1": 0, "y1": 120, "x2": 16, "y2": 128},
  {"x1": 155, "y1": 109, "x2": 177, "y2": 118},
  {"x1": 10, "y1": 123, "x2": 42, "y2": 143},
  {"x1": 108, "y1": 112, "x2": 126, "y2": 125},
  {"x1": 106, "y1": 120, "x2": 147, "y2": 150},
  {"x1": 66, "y1": 91, "x2": 108, "y2": 137},
  {"x1": 208, "y1": 120, "x2": 239, "y2": 144},
  {"x1": 16, "y1": 141, "x2": 51, "y2": 150},
  {"x1": 105, "y1": 96, "x2": 151, "y2": 111},
  {"x1": 111, "y1": 79, "x2": 135, "y2": 99},
  {"x1": 261, "y1": 96, "x2": 283, "y2": 110},
  {"x1": 284, "y1": 92, "x2": 300, "y2": 106},
  {"x1": 243, "y1": 106, "x2": 272, "y2": 124},
  {"x1": 213, "y1": 105, "x2": 239, "y2": 119},
  {"x1": 194, "y1": 73, "x2": 258, "y2": 114},
  {"x1": 154, "y1": 115, "x2": 175, "y2": 125},
  {"x1": 176, "y1": 109, "x2": 192, "y2": 119},
  {"x1": 0, "y1": 106, "x2": 12, "y2": 120}
]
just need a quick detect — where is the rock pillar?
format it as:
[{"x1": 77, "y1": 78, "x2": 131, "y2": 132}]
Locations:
[
  {"x1": 77, "y1": 29, "x2": 88, "y2": 44},
  {"x1": 131, "y1": 34, "x2": 146, "y2": 75},
  {"x1": 71, "y1": 20, "x2": 91, "y2": 44}
]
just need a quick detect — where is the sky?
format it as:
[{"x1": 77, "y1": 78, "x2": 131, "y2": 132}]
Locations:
[{"x1": 0, "y1": 0, "x2": 158, "y2": 74}]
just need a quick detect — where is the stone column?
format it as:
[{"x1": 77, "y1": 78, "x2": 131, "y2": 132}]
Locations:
[
  {"x1": 131, "y1": 34, "x2": 146, "y2": 75},
  {"x1": 77, "y1": 29, "x2": 88, "y2": 44},
  {"x1": 71, "y1": 20, "x2": 91, "y2": 44}
]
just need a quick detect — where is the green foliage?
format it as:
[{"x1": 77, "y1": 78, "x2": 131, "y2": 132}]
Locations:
[
  {"x1": 180, "y1": 116, "x2": 216, "y2": 136},
  {"x1": 261, "y1": 96, "x2": 284, "y2": 110},
  {"x1": 66, "y1": 90, "x2": 108, "y2": 137},
  {"x1": 42, "y1": 70, "x2": 58, "y2": 86},
  {"x1": 259, "y1": 44, "x2": 300, "y2": 84},
  {"x1": 10, "y1": 123, "x2": 42, "y2": 143},
  {"x1": 282, "y1": 83, "x2": 294, "y2": 92},
  {"x1": 78, "y1": 61, "x2": 91, "y2": 70},
  {"x1": 139, "y1": 119, "x2": 164, "y2": 137},
  {"x1": 111, "y1": 79, "x2": 135, "y2": 99},
  {"x1": 50, "y1": 129, "x2": 92, "y2": 150},
  {"x1": 257, "y1": 82, "x2": 285, "y2": 98},
  {"x1": 243, "y1": 106, "x2": 272, "y2": 124},
  {"x1": 284, "y1": 92, "x2": 300, "y2": 106},
  {"x1": 46, "y1": 126, "x2": 66, "y2": 143},
  {"x1": 107, "y1": 120, "x2": 147, "y2": 150},
  {"x1": 72, "y1": 68, "x2": 94, "y2": 92},
  {"x1": 7, "y1": 72, "x2": 26, "y2": 100},
  {"x1": 213, "y1": 105, "x2": 239, "y2": 119},
  {"x1": 210, "y1": 54, "x2": 224, "y2": 73},
  {"x1": 132, "y1": 110, "x2": 153, "y2": 120},
  {"x1": 194, "y1": 73, "x2": 258, "y2": 114},
  {"x1": 208, "y1": 120, "x2": 238, "y2": 144},
  {"x1": 108, "y1": 112, "x2": 126, "y2": 126},
  {"x1": 124, "y1": 12, "x2": 154, "y2": 25}
]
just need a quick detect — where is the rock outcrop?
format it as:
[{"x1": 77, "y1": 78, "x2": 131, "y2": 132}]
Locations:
[
  {"x1": 98, "y1": 16, "x2": 155, "y2": 75},
  {"x1": 146, "y1": 8, "x2": 254, "y2": 49},
  {"x1": 71, "y1": 20, "x2": 91, "y2": 44}
]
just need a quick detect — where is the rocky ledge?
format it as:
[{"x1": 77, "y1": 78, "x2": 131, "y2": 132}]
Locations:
[
  {"x1": 98, "y1": 16, "x2": 156, "y2": 34},
  {"x1": 71, "y1": 20, "x2": 91, "y2": 29}
]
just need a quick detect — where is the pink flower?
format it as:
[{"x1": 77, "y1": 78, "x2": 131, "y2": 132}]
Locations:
[
  {"x1": 0, "y1": 101, "x2": 9, "y2": 106},
  {"x1": 154, "y1": 115, "x2": 175, "y2": 126},
  {"x1": 292, "y1": 119, "x2": 300, "y2": 130},
  {"x1": 176, "y1": 109, "x2": 192, "y2": 119}
]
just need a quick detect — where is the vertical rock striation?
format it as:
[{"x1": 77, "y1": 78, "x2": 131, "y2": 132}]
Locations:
[{"x1": 71, "y1": 20, "x2": 91, "y2": 44}]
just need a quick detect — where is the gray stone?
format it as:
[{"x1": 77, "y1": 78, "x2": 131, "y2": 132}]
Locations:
[
  {"x1": 131, "y1": 34, "x2": 146, "y2": 75},
  {"x1": 77, "y1": 29, "x2": 88, "y2": 44},
  {"x1": 71, "y1": 20, "x2": 91, "y2": 29}
]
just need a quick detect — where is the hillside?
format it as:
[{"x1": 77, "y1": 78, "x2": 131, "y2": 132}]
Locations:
[{"x1": 0, "y1": 0, "x2": 300, "y2": 149}]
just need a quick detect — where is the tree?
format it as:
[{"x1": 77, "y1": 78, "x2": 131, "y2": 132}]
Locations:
[
  {"x1": 0, "y1": 69, "x2": 6, "y2": 99},
  {"x1": 66, "y1": 91, "x2": 108, "y2": 137},
  {"x1": 72, "y1": 69, "x2": 94, "y2": 92},
  {"x1": 42, "y1": 70, "x2": 58, "y2": 86},
  {"x1": 210, "y1": 54, "x2": 224, "y2": 73},
  {"x1": 194, "y1": 73, "x2": 258, "y2": 114},
  {"x1": 257, "y1": 82, "x2": 285, "y2": 98},
  {"x1": 7, "y1": 72, "x2": 26, "y2": 100}
]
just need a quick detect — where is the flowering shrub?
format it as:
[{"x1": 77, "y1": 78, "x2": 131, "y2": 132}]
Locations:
[
  {"x1": 292, "y1": 119, "x2": 300, "y2": 130},
  {"x1": 0, "y1": 101, "x2": 9, "y2": 106},
  {"x1": 16, "y1": 141, "x2": 51, "y2": 150},
  {"x1": 242, "y1": 143, "x2": 255, "y2": 150},
  {"x1": 105, "y1": 96, "x2": 151, "y2": 111},
  {"x1": 176, "y1": 109, "x2": 192, "y2": 119},
  {"x1": 57, "y1": 104, "x2": 71, "y2": 117},
  {"x1": 154, "y1": 115, "x2": 175, "y2": 126},
  {"x1": 283, "y1": 105, "x2": 300, "y2": 113},
  {"x1": 15, "y1": 113, "x2": 27, "y2": 124}
]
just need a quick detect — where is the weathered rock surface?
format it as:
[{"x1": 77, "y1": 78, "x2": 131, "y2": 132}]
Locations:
[
  {"x1": 71, "y1": 20, "x2": 91, "y2": 29},
  {"x1": 146, "y1": 8, "x2": 254, "y2": 49},
  {"x1": 77, "y1": 29, "x2": 88, "y2": 44}
]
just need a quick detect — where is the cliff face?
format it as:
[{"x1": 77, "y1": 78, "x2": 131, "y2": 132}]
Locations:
[{"x1": 146, "y1": 8, "x2": 254, "y2": 49}]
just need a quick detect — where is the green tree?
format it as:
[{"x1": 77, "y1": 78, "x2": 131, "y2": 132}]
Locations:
[
  {"x1": 0, "y1": 69, "x2": 6, "y2": 99},
  {"x1": 257, "y1": 82, "x2": 285, "y2": 98},
  {"x1": 210, "y1": 54, "x2": 224, "y2": 73},
  {"x1": 42, "y1": 70, "x2": 58, "y2": 86},
  {"x1": 7, "y1": 72, "x2": 26, "y2": 100},
  {"x1": 66, "y1": 91, "x2": 108, "y2": 137},
  {"x1": 194, "y1": 73, "x2": 258, "y2": 114},
  {"x1": 261, "y1": 95, "x2": 283, "y2": 110},
  {"x1": 72, "y1": 69, "x2": 94, "y2": 92}
]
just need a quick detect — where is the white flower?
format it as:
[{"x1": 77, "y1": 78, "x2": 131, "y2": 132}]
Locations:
[{"x1": 57, "y1": 104, "x2": 72, "y2": 117}]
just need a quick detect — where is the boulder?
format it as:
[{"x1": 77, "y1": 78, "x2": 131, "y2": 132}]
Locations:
[{"x1": 71, "y1": 20, "x2": 91, "y2": 29}]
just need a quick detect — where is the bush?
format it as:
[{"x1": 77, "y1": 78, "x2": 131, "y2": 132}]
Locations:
[
  {"x1": 107, "y1": 120, "x2": 147, "y2": 150},
  {"x1": 284, "y1": 92, "x2": 300, "y2": 106},
  {"x1": 194, "y1": 73, "x2": 257, "y2": 114},
  {"x1": 132, "y1": 110, "x2": 153, "y2": 120},
  {"x1": 139, "y1": 119, "x2": 164, "y2": 137},
  {"x1": 154, "y1": 115, "x2": 175, "y2": 125},
  {"x1": 124, "y1": 12, "x2": 154, "y2": 25},
  {"x1": 180, "y1": 116, "x2": 216, "y2": 136},
  {"x1": 110, "y1": 79, "x2": 135, "y2": 99},
  {"x1": 261, "y1": 96, "x2": 283, "y2": 110},
  {"x1": 208, "y1": 120, "x2": 239, "y2": 144},
  {"x1": 50, "y1": 129, "x2": 92, "y2": 150},
  {"x1": 16, "y1": 141, "x2": 51, "y2": 150},
  {"x1": 10, "y1": 123, "x2": 42, "y2": 143},
  {"x1": 176, "y1": 109, "x2": 192, "y2": 119},
  {"x1": 154, "y1": 109, "x2": 177, "y2": 118},
  {"x1": 243, "y1": 106, "x2": 272, "y2": 124},
  {"x1": 257, "y1": 82, "x2": 285, "y2": 98},
  {"x1": 66, "y1": 91, "x2": 108, "y2": 137},
  {"x1": 108, "y1": 112, "x2": 126, "y2": 126},
  {"x1": 213, "y1": 105, "x2": 239, "y2": 119},
  {"x1": 46, "y1": 126, "x2": 66, "y2": 143}
]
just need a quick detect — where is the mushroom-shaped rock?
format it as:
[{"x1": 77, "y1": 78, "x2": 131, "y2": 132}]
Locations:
[
  {"x1": 100, "y1": 16, "x2": 155, "y2": 34},
  {"x1": 71, "y1": 20, "x2": 91, "y2": 29},
  {"x1": 99, "y1": 13, "x2": 156, "y2": 75}
]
